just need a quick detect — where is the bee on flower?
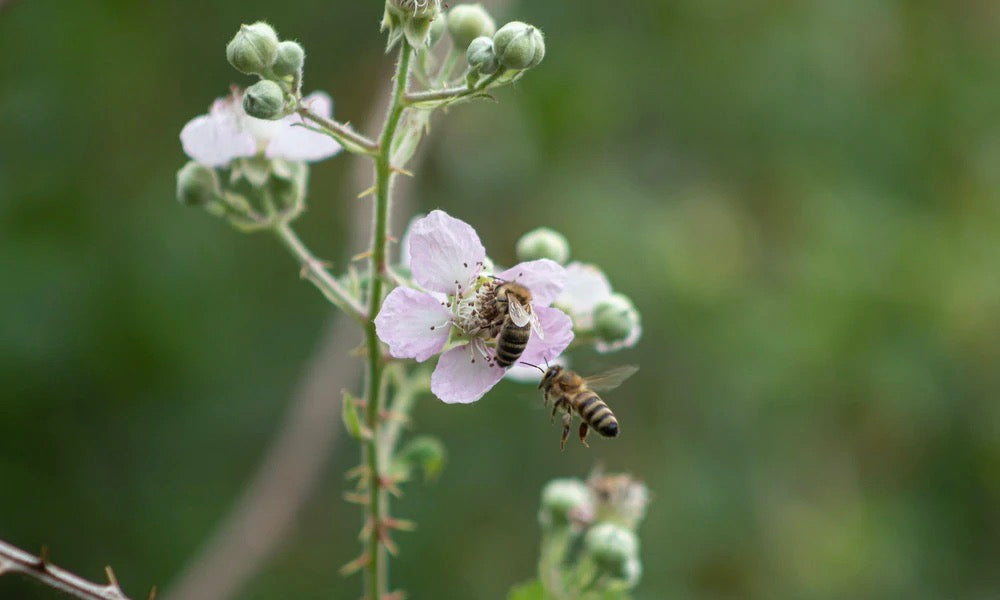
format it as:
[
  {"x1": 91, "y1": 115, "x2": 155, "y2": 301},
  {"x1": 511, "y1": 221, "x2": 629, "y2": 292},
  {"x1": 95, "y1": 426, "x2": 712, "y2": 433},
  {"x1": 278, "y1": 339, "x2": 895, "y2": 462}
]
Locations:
[{"x1": 375, "y1": 210, "x2": 574, "y2": 404}]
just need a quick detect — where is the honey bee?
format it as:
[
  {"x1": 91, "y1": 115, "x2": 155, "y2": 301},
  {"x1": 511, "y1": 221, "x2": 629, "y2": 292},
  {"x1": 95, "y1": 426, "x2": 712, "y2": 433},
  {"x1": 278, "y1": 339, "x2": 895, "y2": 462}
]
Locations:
[
  {"x1": 537, "y1": 364, "x2": 638, "y2": 450},
  {"x1": 492, "y1": 281, "x2": 543, "y2": 368}
]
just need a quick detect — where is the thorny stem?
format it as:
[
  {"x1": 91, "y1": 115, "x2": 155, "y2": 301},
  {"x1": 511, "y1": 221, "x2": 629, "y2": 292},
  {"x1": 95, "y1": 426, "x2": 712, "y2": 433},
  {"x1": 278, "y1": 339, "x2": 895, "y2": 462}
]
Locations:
[
  {"x1": 363, "y1": 39, "x2": 412, "y2": 600},
  {"x1": 273, "y1": 221, "x2": 368, "y2": 324},
  {"x1": 0, "y1": 538, "x2": 146, "y2": 600},
  {"x1": 299, "y1": 105, "x2": 378, "y2": 155},
  {"x1": 403, "y1": 70, "x2": 503, "y2": 106}
]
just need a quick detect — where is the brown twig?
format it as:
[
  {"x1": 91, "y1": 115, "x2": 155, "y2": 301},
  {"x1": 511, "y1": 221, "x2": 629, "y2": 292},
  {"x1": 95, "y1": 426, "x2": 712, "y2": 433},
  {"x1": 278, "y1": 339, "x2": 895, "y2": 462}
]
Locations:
[{"x1": 0, "y1": 538, "x2": 148, "y2": 600}]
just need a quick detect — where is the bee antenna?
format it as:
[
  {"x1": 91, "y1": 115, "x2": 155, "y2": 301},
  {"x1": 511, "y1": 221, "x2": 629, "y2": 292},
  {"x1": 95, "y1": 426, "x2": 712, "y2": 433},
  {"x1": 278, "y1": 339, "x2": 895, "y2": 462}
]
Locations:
[
  {"x1": 520, "y1": 361, "x2": 545, "y2": 374},
  {"x1": 543, "y1": 357, "x2": 550, "y2": 369}
]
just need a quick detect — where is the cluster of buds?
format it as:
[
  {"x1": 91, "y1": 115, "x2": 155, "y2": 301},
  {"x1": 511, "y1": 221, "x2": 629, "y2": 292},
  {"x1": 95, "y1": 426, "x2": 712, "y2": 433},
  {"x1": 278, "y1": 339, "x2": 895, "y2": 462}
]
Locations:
[
  {"x1": 515, "y1": 227, "x2": 643, "y2": 353},
  {"x1": 381, "y1": 0, "x2": 443, "y2": 50},
  {"x1": 464, "y1": 19, "x2": 546, "y2": 81},
  {"x1": 226, "y1": 22, "x2": 306, "y2": 119},
  {"x1": 536, "y1": 472, "x2": 649, "y2": 594}
]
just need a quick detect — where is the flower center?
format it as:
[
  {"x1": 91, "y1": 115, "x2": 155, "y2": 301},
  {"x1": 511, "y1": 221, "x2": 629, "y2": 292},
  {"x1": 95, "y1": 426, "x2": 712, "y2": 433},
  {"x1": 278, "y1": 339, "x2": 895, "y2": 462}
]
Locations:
[{"x1": 449, "y1": 278, "x2": 502, "y2": 339}]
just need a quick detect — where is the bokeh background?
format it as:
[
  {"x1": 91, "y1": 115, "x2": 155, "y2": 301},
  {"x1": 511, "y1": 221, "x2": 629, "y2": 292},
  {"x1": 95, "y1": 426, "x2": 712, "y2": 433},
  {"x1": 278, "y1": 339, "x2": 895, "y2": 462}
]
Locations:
[{"x1": 2, "y1": 0, "x2": 999, "y2": 598}]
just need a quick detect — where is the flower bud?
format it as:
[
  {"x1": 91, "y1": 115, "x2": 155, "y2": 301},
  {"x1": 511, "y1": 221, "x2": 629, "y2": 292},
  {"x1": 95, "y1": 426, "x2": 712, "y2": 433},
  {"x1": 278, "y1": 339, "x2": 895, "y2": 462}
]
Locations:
[
  {"x1": 593, "y1": 293, "x2": 639, "y2": 343},
  {"x1": 226, "y1": 22, "x2": 280, "y2": 75},
  {"x1": 272, "y1": 40, "x2": 305, "y2": 77},
  {"x1": 395, "y1": 435, "x2": 447, "y2": 481},
  {"x1": 539, "y1": 478, "x2": 593, "y2": 528},
  {"x1": 585, "y1": 523, "x2": 639, "y2": 578},
  {"x1": 242, "y1": 80, "x2": 286, "y2": 120},
  {"x1": 176, "y1": 161, "x2": 220, "y2": 206},
  {"x1": 493, "y1": 21, "x2": 545, "y2": 70},
  {"x1": 384, "y1": 0, "x2": 442, "y2": 49},
  {"x1": 428, "y1": 14, "x2": 447, "y2": 47},
  {"x1": 516, "y1": 227, "x2": 570, "y2": 264},
  {"x1": 589, "y1": 473, "x2": 649, "y2": 530},
  {"x1": 447, "y1": 3, "x2": 496, "y2": 50},
  {"x1": 466, "y1": 36, "x2": 499, "y2": 75}
]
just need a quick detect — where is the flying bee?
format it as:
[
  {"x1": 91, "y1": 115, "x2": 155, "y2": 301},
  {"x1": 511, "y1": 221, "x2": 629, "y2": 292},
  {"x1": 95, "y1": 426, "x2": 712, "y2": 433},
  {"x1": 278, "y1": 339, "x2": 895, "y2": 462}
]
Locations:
[
  {"x1": 535, "y1": 364, "x2": 638, "y2": 450},
  {"x1": 491, "y1": 281, "x2": 543, "y2": 368}
]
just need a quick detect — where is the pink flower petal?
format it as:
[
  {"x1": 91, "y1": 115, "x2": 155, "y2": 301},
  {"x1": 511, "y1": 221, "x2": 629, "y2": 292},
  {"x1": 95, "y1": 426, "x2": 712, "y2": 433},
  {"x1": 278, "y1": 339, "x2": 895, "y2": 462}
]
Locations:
[
  {"x1": 266, "y1": 92, "x2": 342, "y2": 162},
  {"x1": 375, "y1": 288, "x2": 452, "y2": 361},
  {"x1": 505, "y1": 354, "x2": 567, "y2": 383},
  {"x1": 521, "y1": 305, "x2": 574, "y2": 366},
  {"x1": 431, "y1": 344, "x2": 505, "y2": 404},
  {"x1": 498, "y1": 259, "x2": 566, "y2": 306},
  {"x1": 409, "y1": 210, "x2": 485, "y2": 294},
  {"x1": 555, "y1": 262, "x2": 613, "y2": 329},
  {"x1": 180, "y1": 109, "x2": 257, "y2": 167}
]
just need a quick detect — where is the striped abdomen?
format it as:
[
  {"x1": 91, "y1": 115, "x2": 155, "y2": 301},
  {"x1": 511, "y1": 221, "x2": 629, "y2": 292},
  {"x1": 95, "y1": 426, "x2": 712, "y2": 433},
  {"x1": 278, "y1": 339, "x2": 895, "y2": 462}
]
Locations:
[
  {"x1": 495, "y1": 318, "x2": 530, "y2": 367},
  {"x1": 574, "y1": 391, "x2": 619, "y2": 437}
]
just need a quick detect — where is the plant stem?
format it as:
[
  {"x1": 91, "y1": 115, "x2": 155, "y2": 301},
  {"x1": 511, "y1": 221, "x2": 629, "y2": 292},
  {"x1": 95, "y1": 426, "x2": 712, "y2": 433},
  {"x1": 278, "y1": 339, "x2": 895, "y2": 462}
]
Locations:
[
  {"x1": 299, "y1": 106, "x2": 378, "y2": 155},
  {"x1": 273, "y1": 221, "x2": 368, "y2": 324},
  {"x1": 363, "y1": 38, "x2": 412, "y2": 600},
  {"x1": 403, "y1": 70, "x2": 502, "y2": 106}
]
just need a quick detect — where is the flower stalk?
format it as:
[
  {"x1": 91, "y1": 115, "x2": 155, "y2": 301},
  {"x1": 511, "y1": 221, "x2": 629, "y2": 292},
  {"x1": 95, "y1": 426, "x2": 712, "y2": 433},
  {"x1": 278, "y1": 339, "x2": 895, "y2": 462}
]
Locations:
[{"x1": 362, "y1": 38, "x2": 413, "y2": 600}]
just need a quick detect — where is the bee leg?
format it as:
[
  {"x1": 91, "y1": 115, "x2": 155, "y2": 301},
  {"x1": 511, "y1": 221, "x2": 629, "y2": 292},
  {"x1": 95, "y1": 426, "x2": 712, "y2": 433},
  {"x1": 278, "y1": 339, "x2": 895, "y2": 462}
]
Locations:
[
  {"x1": 578, "y1": 422, "x2": 590, "y2": 447},
  {"x1": 560, "y1": 413, "x2": 572, "y2": 451},
  {"x1": 550, "y1": 400, "x2": 559, "y2": 423}
]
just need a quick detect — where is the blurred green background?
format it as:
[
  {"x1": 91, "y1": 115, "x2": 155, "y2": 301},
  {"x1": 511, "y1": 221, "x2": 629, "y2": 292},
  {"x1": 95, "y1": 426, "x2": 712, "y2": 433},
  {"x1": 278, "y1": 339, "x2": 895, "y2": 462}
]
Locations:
[{"x1": 2, "y1": 0, "x2": 999, "y2": 598}]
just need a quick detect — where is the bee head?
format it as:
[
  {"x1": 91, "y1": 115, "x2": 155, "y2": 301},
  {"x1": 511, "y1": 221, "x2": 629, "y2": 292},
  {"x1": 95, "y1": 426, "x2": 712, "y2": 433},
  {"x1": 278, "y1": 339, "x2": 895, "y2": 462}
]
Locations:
[{"x1": 539, "y1": 364, "x2": 562, "y2": 388}]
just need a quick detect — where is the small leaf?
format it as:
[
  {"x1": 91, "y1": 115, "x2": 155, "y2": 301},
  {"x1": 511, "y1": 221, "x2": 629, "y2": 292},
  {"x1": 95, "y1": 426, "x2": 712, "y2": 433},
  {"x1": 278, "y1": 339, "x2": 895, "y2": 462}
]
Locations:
[
  {"x1": 507, "y1": 579, "x2": 549, "y2": 600},
  {"x1": 342, "y1": 391, "x2": 363, "y2": 439},
  {"x1": 394, "y1": 435, "x2": 446, "y2": 482}
]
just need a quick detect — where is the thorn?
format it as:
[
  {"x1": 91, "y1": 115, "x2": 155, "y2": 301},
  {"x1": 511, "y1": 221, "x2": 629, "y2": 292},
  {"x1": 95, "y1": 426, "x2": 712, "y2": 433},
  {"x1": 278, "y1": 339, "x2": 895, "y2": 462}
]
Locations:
[
  {"x1": 299, "y1": 258, "x2": 332, "y2": 279},
  {"x1": 343, "y1": 491, "x2": 369, "y2": 505},
  {"x1": 357, "y1": 185, "x2": 375, "y2": 199},
  {"x1": 149, "y1": 586, "x2": 158, "y2": 600},
  {"x1": 345, "y1": 464, "x2": 370, "y2": 480},
  {"x1": 352, "y1": 250, "x2": 373, "y2": 262},
  {"x1": 379, "y1": 475, "x2": 404, "y2": 497},
  {"x1": 105, "y1": 566, "x2": 120, "y2": 589},
  {"x1": 377, "y1": 525, "x2": 400, "y2": 555},
  {"x1": 390, "y1": 166, "x2": 414, "y2": 177},
  {"x1": 387, "y1": 234, "x2": 399, "y2": 243},
  {"x1": 38, "y1": 545, "x2": 50, "y2": 567},
  {"x1": 383, "y1": 517, "x2": 417, "y2": 532},
  {"x1": 385, "y1": 592, "x2": 408, "y2": 600},
  {"x1": 379, "y1": 410, "x2": 410, "y2": 426},
  {"x1": 339, "y1": 553, "x2": 370, "y2": 576},
  {"x1": 359, "y1": 518, "x2": 374, "y2": 541}
]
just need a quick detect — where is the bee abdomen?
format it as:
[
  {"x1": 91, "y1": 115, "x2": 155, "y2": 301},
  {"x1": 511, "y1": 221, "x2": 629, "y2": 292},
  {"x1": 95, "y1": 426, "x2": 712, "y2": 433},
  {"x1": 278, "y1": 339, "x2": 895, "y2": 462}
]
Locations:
[
  {"x1": 576, "y1": 392, "x2": 619, "y2": 438},
  {"x1": 495, "y1": 321, "x2": 530, "y2": 367}
]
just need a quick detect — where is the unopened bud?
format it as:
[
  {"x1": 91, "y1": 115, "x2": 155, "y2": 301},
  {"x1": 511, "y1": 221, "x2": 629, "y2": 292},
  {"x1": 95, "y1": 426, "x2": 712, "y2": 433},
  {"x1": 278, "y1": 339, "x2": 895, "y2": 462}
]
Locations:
[
  {"x1": 466, "y1": 36, "x2": 499, "y2": 75},
  {"x1": 176, "y1": 161, "x2": 220, "y2": 206},
  {"x1": 226, "y1": 22, "x2": 280, "y2": 75},
  {"x1": 589, "y1": 473, "x2": 649, "y2": 530},
  {"x1": 493, "y1": 21, "x2": 545, "y2": 70},
  {"x1": 447, "y1": 3, "x2": 496, "y2": 50},
  {"x1": 539, "y1": 478, "x2": 593, "y2": 528},
  {"x1": 593, "y1": 293, "x2": 639, "y2": 344},
  {"x1": 516, "y1": 227, "x2": 570, "y2": 264},
  {"x1": 395, "y1": 435, "x2": 447, "y2": 481},
  {"x1": 585, "y1": 523, "x2": 639, "y2": 578},
  {"x1": 272, "y1": 40, "x2": 305, "y2": 77},
  {"x1": 384, "y1": 0, "x2": 442, "y2": 49},
  {"x1": 428, "y1": 14, "x2": 447, "y2": 47},
  {"x1": 242, "y1": 80, "x2": 286, "y2": 120}
]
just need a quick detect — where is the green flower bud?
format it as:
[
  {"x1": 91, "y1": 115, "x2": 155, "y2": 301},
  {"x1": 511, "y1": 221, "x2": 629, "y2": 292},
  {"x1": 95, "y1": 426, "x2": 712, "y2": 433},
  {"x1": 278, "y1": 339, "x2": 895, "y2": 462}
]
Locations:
[
  {"x1": 493, "y1": 21, "x2": 545, "y2": 70},
  {"x1": 242, "y1": 80, "x2": 286, "y2": 120},
  {"x1": 395, "y1": 435, "x2": 447, "y2": 481},
  {"x1": 539, "y1": 478, "x2": 593, "y2": 528},
  {"x1": 428, "y1": 13, "x2": 447, "y2": 47},
  {"x1": 447, "y1": 3, "x2": 496, "y2": 50},
  {"x1": 272, "y1": 40, "x2": 305, "y2": 78},
  {"x1": 589, "y1": 473, "x2": 649, "y2": 530},
  {"x1": 593, "y1": 293, "x2": 639, "y2": 343},
  {"x1": 384, "y1": 0, "x2": 442, "y2": 49},
  {"x1": 466, "y1": 36, "x2": 499, "y2": 75},
  {"x1": 516, "y1": 227, "x2": 570, "y2": 264},
  {"x1": 176, "y1": 161, "x2": 220, "y2": 206},
  {"x1": 585, "y1": 523, "x2": 639, "y2": 578},
  {"x1": 226, "y1": 22, "x2": 280, "y2": 75}
]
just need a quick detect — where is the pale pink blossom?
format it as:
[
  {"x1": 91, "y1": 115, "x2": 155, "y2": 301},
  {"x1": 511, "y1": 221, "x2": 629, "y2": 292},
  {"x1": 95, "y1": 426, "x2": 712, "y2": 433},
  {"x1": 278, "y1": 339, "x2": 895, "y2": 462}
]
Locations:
[
  {"x1": 180, "y1": 89, "x2": 340, "y2": 167},
  {"x1": 375, "y1": 210, "x2": 574, "y2": 404}
]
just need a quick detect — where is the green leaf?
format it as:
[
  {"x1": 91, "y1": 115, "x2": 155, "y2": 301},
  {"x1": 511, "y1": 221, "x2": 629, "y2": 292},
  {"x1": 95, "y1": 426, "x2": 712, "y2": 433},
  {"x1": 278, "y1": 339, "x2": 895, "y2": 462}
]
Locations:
[
  {"x1": 507, "y1": 579, "x2": 548, "y2": 600},
  {"x1": 341, "y1": 391, "x2": 363, "y2": 439},
  {"x1": 394, "y1": 435, "x2": 446, "y2": 482}
]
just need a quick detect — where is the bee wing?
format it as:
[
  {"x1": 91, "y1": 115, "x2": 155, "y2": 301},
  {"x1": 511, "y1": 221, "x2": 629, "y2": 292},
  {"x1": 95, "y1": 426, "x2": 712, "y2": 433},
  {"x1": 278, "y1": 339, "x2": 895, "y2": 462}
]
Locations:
[
  {"x1": 506, "y1": 294, "x2": 532, "y2": 327},
  {"x1": 529, "y1": 311, "x2": 545, "y2": 340},
  {"x1": 583, "y1": 365, "x2": 639, "y2": 392}
]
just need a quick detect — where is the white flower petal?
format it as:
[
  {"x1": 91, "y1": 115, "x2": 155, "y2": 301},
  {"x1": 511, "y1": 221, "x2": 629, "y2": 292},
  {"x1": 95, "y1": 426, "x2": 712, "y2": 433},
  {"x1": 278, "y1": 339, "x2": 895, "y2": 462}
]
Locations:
[
  {"x1": 409, "y1": 210, "x2": 485, "y2": 294},
  {"x1": 180, "y1": 108, "x2": 256, "y2": 167},
  {"x1": 266, "y1": 92, "x2": 341, "y2": 162},
  {"x1": 374, "y1": 288, "x2": 452, "y2": 361},
  {"x1": 497, "y1": 259, "x2": 567, "y2": 306},
  {"x1": 521, "y1": 306, "x2": 574, "y2": 366},
  {"x1": 430, "y1": 344, "x2": 505, "y2": 404},
  {"x1": 505, "y1": 354, "x2": 567, "y2": 383},
  {"x1": 596, "y1": 319, "x2": 642, "y2": 354},
  {"x1": 555, "y1": 262, "x2": 613, "y2": 329}
]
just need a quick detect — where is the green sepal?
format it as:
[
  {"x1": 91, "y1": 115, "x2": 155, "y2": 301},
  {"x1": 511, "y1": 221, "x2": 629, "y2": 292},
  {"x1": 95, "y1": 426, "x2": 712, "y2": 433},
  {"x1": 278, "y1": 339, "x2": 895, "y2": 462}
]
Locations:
[{"x1": 393, "y1": 435, "x2": 446, "y2": 482}]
